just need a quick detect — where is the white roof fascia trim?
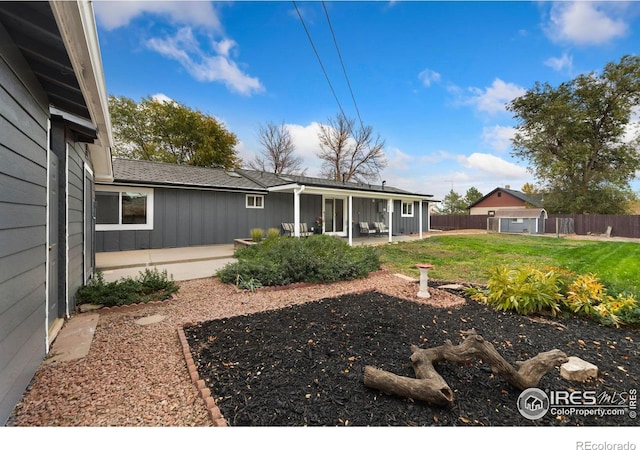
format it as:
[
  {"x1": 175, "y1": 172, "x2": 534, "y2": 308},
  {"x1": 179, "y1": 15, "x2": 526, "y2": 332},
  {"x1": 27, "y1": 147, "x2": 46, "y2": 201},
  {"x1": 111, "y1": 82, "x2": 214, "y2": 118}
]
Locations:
[
  {"x1": 96, "y1": 181, "x2": 268, "y2": 194},
  {"x1": 50, "y1": 0, "x2": 114, "y2": 182},
  {"x1": 268, "y1": 183, "x2": 430, "y2": 201}
]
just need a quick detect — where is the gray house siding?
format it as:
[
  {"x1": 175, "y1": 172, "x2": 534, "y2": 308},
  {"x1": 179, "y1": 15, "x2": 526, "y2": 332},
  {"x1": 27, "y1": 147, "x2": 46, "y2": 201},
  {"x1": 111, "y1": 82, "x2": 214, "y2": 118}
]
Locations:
[
  {"x1": 0, "y1": 28, "x2": 49, "y2": 424},
  {"x1": 96, "y1": 188, "x2": 321, "y2": 252},
  {"x1": 66, "y1": 141, "x2": 92, "y2": 312}
]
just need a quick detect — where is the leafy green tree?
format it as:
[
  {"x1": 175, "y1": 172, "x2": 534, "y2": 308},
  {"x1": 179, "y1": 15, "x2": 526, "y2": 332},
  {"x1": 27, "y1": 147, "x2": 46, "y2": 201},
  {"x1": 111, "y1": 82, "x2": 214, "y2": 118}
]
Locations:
[
  {"x1": 508, "y1": 55, "x2": 640, "y2": 214},
  {"x1": 109, "y1": 95, "x2": 241, "y2": 169},
  {"x1": 436, "y1": 189, "x2": 467, "y2": 215},
  {"x1": 464, "y1": 187, "x2": 484, "y2": 208}
]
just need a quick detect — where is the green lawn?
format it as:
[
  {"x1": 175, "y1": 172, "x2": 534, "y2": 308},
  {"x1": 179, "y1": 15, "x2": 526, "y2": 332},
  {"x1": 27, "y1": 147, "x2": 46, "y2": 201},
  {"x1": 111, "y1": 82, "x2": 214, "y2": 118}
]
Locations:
[{"x1": 379, "y1": 234, "x2": 640, "y2": 298}]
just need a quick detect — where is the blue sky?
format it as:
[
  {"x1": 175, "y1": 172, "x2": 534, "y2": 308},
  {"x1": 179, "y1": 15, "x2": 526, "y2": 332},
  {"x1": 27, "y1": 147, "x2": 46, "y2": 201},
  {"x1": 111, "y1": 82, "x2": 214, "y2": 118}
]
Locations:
[{"x1": 93, "y1": 1, "x2": 640, "y2": 201}]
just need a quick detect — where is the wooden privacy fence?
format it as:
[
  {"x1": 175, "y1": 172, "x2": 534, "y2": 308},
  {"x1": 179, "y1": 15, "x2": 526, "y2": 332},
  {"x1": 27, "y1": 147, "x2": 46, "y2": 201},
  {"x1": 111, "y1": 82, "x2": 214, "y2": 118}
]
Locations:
[
  {"x1": 431, "y1": 214, "x2": 640, "y2": 239},
  {"x1": 544, "y1": 214, "x2": 640, "y2": 238},
  {"x1": 430, "y1": 214, "x2": 489, "y2": 231}
]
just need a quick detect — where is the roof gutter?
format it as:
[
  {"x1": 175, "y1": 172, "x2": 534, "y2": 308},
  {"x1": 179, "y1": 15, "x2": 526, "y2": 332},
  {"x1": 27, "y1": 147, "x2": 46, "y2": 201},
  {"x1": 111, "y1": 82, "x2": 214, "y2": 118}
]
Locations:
[{"x1": 50, "y1": 0, "x2": 114, "y2": 182}]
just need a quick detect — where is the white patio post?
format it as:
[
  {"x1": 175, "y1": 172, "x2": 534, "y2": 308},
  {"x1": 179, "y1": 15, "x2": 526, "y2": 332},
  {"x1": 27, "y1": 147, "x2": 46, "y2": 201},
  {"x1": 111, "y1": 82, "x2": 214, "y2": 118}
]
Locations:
[
  {"x1": 416, "y1": 263, "x2": 434, "y2": 298},
  {"x1": 348, "y1": 195, "x2": 353, "y2": 247},
  {"x1": 419, "y1": 199, "x2": 423, "y2": 239},
  {"x1": 294, "y1": 186, "x2": 304, "y2": 237},
  {"x1": 387, "y1": 198, "x2": 393, "y2": 243}
]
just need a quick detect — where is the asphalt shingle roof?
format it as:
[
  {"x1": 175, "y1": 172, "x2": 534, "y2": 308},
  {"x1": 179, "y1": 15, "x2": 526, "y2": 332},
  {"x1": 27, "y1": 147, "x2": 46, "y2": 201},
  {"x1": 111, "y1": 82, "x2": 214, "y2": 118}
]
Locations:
[
  {"x1": 111, "y1": 159, "x2": 266, "y2": 191},
  {"x1": 109, "y1": 159, "x2": 433, "y2": 198}
]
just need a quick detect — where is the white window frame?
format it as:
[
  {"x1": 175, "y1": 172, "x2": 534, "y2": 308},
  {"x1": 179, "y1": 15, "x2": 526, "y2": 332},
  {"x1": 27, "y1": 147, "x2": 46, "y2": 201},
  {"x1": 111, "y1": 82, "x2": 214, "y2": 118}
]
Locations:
[
  {"x1": 246, "y1": 194, "x2": 264, "y2": 209},
  {"x1": 401, "y1": 201, "x2": 414, "y2": 217},
  {"x1": 95, "y1": 186, "x2": 154, "y2": 231}
]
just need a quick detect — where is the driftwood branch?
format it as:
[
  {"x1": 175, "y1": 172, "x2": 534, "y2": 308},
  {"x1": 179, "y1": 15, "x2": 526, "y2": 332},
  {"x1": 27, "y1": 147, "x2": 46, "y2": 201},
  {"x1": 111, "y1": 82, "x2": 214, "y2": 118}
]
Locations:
[{"x1": 364, "y1": 329, "x2": 568, "y2": 406}]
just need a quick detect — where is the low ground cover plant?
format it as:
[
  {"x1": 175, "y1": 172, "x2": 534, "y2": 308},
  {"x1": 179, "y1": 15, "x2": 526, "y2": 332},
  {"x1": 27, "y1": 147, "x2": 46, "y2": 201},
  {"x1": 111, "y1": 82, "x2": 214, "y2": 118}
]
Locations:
[
  {"x1": 217, "y1": 234, "x2": 380, "y2": 290},
  {"x1": 76, "y1": 268, "x2": 179, "y2": 307},
  {"x1": 465, "y1": 265, "x2": 639, "y2": 327}
]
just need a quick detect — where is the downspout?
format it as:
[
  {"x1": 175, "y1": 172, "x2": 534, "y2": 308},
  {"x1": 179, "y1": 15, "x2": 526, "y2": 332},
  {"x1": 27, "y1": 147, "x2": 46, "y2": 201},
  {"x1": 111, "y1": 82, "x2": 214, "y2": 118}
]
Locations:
[{"x1": 294, "y1": 185, "x2": 305, "y2": 238}]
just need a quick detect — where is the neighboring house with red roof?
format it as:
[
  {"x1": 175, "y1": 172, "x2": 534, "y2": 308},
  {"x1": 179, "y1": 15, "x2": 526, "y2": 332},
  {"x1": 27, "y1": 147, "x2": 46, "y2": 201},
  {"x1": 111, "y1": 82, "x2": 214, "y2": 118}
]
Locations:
[
  {"x1": 468, "y1": 186, "x2": 544, "y2": 216},
  {"x1": 468, "y1": 187, "x2": 547, "y2": 234}
]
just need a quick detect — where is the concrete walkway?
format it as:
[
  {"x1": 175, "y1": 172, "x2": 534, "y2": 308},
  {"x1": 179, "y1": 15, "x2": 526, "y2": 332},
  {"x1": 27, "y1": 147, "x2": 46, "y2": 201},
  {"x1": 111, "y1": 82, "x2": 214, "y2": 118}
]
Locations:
[{"x1": 96, "y1": 244, "x2": 236, "y2": 282}]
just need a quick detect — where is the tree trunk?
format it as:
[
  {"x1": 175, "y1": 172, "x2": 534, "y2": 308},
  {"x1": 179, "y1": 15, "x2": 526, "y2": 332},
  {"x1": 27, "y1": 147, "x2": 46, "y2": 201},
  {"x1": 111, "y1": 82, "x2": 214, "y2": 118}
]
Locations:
[{"x1": 363, "y1": 329, "x2": 568, "y2": 406}]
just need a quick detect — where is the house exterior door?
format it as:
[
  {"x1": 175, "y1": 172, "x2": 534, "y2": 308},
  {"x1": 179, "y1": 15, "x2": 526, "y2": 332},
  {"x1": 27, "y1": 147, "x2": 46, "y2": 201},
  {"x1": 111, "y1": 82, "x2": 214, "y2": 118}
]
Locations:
[
  {"x1": 324, "y1": 198, "x2": 345, "y2": 235},
  {"x1": 47, "y1": 151, "x2": 59, "y2": 331}
]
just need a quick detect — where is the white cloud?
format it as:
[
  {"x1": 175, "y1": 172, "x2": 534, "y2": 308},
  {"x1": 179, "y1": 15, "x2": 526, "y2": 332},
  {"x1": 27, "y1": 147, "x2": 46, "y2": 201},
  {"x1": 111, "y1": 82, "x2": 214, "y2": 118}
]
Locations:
[
  {"x1": 457, "y1": 152, "x2": 529, "y2": 179},
  {"x1": 213, "y1": 39, "x2": 237, "y2": 58},
  {"x1": 545, "y1": 2, "x2": 628, "y2": 46},
  {"x1": 418, "y1": 68, "x2": 441, "y2": 87},
  {"x1": 482, "y1": 125, "x2": 516, "y2": 152},
  {"x1": 385, "y1": 147, "x2": 414, "y2": 171},
  {"x1": 284, "y1": 122, "x2": 324, "y2": 175},
  {"x1": 151, "y1": 93, "x2": 175, "y2": 104},
  {"x1": 467, "y1": 79, "x2": 526, "y2": 115},
  {"x1": 146, "y1": 28, "x2": 263, "y2": 96},
  {"x1": 545, "y1": 52, "x2": 573, "y2": 72},
  {"x1": 93, "y1": 1, "x2": 222, "y2": 32}
]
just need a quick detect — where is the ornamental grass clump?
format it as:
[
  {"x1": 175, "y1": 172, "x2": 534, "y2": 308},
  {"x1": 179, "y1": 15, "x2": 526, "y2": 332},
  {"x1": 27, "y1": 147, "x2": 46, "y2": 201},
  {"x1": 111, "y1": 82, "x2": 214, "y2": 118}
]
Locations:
[{"x1": 250, "y1": 228, "x2": 265, "y2": 243}]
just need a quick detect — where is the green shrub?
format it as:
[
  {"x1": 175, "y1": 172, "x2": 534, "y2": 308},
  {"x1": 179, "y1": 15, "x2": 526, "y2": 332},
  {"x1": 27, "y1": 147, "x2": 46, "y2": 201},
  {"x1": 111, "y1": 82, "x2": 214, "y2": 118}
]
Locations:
[
  {"x1": 217, "y1": 234, "x2": 380, "y2": 289},
  {"x1": 76, "y1": 268, "x2": 178, "y2": 307},
  {"x1": 483, "y1": 265, "x2": 563, "y2": 316},
  {"x1": 250, "y1": 228, "x2": 265, "y2": 242}
]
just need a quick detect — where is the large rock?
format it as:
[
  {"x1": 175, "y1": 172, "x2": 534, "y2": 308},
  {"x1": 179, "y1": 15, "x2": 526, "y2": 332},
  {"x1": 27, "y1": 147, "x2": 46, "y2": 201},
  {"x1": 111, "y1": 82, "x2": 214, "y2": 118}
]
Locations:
[{"x1": 560, "y1": 356, "x2": 598, "y2": 382}]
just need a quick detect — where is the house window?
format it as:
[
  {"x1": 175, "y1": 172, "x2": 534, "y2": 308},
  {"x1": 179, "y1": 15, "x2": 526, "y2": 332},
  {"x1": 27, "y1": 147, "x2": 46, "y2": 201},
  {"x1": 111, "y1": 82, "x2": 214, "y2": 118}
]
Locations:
[
  {"x1": 511, "y1": 218, "x2": 524, "y2": 224},
  {"x1": 401, "y1": 201, "x2": 414, "y2": 217},
  {"x1": 246, "y1": 194, "x2": 264, "y2": 209},
  {"x1": 95, "y1": 186, "x2": 154, "y2": 231}
]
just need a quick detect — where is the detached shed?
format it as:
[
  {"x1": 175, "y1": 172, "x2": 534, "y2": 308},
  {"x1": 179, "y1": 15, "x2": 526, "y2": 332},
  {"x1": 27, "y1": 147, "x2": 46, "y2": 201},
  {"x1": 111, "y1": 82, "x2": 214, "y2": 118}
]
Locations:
[{"x1": 489, "y1": 208, "x2": 548, "y2": 234}]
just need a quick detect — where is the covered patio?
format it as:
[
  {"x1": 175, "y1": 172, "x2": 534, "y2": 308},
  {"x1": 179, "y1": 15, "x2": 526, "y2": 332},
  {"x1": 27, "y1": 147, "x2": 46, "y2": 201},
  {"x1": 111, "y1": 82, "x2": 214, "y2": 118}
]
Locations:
[{"x1": 266, "y1": 180, "x2": 435, "y2": 246}]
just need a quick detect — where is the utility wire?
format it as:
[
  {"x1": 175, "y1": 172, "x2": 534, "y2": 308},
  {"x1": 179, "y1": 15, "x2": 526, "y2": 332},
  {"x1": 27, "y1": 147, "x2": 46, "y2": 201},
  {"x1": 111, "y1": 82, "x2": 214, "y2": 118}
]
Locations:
[
  {"x1": 292, "y1": 1, "x2": 346, "y2": 119},
  {"x1": 322, "y1": 1, "x2": 364, "y2": 132}
]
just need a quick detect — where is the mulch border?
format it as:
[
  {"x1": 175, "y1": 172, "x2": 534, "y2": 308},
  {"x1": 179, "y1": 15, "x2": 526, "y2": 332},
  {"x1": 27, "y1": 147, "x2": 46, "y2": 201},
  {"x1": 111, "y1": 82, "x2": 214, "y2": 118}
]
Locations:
[{"x1": 176, "y1": 270, "x2": 414, "y2": 426}]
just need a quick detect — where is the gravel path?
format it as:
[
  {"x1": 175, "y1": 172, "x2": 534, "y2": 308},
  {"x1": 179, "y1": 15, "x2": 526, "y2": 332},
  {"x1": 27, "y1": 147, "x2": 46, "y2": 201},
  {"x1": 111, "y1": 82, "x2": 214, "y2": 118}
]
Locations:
[{"x1": 9, "y1": 271, "x2": 451, "y2": 426}]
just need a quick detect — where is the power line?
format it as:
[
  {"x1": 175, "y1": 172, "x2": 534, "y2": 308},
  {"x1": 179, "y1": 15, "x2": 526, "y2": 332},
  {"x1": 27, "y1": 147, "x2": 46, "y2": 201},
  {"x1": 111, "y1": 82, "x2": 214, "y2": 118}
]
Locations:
[
  {"x1": 292, "y1": 1, "x2": 346, "y2": 119},
  {"x1": 322, "y1": 1, "x2": 364, "y2": 131}
]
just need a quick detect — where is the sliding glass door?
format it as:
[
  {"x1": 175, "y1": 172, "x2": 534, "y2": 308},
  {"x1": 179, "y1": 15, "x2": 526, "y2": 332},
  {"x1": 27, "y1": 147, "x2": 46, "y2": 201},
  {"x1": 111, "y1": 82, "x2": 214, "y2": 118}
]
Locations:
[{"x1": 323, "y1": 198, "x2": 345, "y2": 234}]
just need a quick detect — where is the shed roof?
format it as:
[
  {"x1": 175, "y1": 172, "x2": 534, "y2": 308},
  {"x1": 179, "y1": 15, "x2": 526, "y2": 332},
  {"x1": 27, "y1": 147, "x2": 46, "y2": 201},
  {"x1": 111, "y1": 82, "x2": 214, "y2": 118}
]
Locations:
[{"x1": 494, "y1": 208, "x2": 547, "y2": 219}]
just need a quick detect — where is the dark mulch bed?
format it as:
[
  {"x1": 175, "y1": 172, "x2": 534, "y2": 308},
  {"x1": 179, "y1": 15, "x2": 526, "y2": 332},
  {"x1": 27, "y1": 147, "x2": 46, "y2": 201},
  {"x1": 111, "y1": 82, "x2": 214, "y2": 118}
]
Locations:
[{"x1": 184, "y1": 288, "x2": 639, "y2": 426}]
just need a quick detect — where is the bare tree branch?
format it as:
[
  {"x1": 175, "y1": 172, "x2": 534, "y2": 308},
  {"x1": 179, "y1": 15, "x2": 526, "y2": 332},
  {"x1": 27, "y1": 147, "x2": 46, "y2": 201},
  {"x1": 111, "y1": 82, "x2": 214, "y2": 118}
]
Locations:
[
  {"x1": 316, "y1": 113, "x2": 387, "y2": 182},
  {"x1": 249, "y1": 122, "x2": 306, "y2": 175}
]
